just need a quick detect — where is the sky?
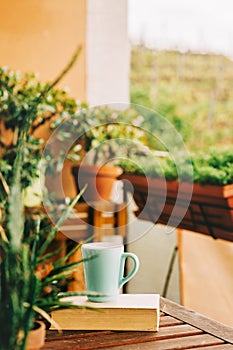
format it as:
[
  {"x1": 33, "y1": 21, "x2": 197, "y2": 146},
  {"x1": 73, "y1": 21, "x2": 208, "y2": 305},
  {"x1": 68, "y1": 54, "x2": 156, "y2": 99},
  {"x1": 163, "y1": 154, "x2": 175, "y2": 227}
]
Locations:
[{"x1": 128, "y1": 0, "x2": 233, "y2": 58}]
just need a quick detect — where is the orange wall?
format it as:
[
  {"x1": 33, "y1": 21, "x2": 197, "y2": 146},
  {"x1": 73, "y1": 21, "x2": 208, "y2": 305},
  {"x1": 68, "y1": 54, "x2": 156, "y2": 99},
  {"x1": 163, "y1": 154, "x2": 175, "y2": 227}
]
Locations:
[
  {"x1": 0, "y1": 0, "x2": 87, "y2": 197},
  {"x1": 0, "y1": 0, "x2": 86, "y2": 100}
]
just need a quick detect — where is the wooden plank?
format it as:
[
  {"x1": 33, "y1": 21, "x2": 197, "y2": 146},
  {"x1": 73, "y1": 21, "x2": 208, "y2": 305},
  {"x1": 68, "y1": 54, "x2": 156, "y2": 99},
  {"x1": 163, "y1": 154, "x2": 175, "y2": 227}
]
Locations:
[
  {"x1": 136, "y1": 197, "x2": 233, "y2": 229},
  {"x1": 44, "y1": 325, "x2": 202, "y2": 350},
  {"x1": 160, "y1": 297, "x2": 233, "y2": 344},
  {"x1": 159, "y1": 315, "x2": 183, "y2": 327},
  {"x1": 132, "y1": 179, "x2": 233, "y2": 242},
  {"x1": 101, "y1": 334, "x2": 224, "y2": 350},
  {"x1": 199, "y1": 345, "x2": 233, "y2": 349},
  {"x1": 138, "y1": 209, "x2": 233, "y2": 242},
  {"x1": 45, "y1": 330, "x2": 111, "y2": 341}
]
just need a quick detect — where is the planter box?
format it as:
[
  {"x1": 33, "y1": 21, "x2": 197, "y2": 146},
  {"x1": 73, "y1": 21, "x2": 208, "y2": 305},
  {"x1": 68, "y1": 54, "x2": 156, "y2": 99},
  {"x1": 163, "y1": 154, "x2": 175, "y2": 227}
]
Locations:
[{"x1": 120, "y1": 174, "x2": 233, "y2": 242}]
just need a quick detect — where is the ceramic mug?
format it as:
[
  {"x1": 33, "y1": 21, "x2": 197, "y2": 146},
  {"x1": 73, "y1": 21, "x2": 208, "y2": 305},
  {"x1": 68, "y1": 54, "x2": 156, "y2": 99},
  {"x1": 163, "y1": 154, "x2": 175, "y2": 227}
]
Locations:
[{"x1": 81, "y1": 242, "x2": 139, "y2": 302}]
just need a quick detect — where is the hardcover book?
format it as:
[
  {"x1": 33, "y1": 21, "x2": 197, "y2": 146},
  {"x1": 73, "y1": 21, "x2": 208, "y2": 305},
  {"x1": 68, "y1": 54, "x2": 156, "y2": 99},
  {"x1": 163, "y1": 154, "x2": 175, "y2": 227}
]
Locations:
[{"x1": 51, "y1": 294, "x2": 160, "y2": 331}]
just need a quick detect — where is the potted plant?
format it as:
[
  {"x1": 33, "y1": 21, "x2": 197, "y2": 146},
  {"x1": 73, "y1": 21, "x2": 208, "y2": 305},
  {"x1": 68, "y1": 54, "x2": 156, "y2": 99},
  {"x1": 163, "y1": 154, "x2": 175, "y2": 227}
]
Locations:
[
  {"x1": 0, "y1": 48, "x2": 96, "y2": 350},
  {"x1": 67, "y1": 105, "x2": 148, "y2": 202},
  {"x1": 0, "y1": 56, "x2": 81, "y2": 201},
  {"x1": 119, "y1": 147, "x2": 233, "y2": 242},
  {"x1": 0, "y1": 120, "x2": 91, "y2": 350}
]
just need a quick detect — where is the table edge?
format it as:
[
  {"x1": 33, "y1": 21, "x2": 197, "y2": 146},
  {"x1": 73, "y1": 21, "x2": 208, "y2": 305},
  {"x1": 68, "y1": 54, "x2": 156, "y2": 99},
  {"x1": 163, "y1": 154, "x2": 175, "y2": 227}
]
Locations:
[{"x1": 160, "y1": 297, "x2": 233, "y2": 344}]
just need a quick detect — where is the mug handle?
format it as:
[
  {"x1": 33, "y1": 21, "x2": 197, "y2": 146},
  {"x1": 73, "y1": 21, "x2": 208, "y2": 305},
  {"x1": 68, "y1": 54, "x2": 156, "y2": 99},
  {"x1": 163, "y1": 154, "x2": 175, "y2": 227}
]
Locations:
[{"x1": 119, "y1": 253, "x2": 139, "y2": 289}]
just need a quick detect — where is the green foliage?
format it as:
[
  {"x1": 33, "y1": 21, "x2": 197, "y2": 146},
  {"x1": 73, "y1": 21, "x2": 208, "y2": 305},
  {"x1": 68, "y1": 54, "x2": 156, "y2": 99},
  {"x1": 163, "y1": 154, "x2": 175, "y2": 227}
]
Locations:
[
  {"x1": 128, "y1": 46, "x2": 233, "y2": 185},
  {"x1": 0, "y1": 67, "x2": 78, "y2": 131},
  {"x1": 0, "y1": 66, "x2": 79, "y2": 190},
  {"x1": 192, "y1": 148, "x2": 233, "y2": 185},
  {"x1": 119, "y1": 147, "x2": 233, "y2": 186},
  {"x1": 130, "y1": 46, "x2": 233, "y2": 151},
  {"x1": 0, "y1": 47, "x2": 96, "y2": 350},
  {"x1": 59, "y1": 105, "x2": 148, "y2": 166}
]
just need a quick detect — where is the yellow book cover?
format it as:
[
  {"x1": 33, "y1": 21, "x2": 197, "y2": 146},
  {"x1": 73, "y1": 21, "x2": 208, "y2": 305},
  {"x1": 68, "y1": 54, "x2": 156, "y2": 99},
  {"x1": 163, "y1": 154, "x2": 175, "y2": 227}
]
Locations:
[{"x1": 51, "y1": 294, "x2": 160, "y2": 331}]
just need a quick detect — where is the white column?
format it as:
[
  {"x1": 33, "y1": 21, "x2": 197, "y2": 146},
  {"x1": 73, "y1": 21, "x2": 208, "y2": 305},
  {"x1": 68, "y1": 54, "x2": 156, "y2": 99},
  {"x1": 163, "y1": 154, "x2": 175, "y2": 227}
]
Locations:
[{"x1": 86, "y1": 0, "x2": 130, "y2": 106}]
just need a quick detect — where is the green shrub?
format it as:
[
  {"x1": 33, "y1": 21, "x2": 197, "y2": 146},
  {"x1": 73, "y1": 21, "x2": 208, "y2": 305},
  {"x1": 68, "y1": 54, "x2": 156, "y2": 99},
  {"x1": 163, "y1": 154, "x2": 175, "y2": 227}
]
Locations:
[{"x1": 119, "y1": 147, "x2": 233, "y2": 186}]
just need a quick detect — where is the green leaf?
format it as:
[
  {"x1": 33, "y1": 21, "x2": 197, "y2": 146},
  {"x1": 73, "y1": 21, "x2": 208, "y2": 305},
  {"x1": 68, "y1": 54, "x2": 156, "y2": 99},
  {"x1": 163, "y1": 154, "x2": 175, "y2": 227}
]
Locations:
[{"x1": 37, "y1": 186, "x2": 87, "y2": 257}]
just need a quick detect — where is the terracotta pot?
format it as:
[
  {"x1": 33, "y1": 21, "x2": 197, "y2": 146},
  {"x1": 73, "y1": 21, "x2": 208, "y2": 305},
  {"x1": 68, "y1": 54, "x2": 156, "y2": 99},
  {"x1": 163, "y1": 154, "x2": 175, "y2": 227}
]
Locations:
[
  {"x1": 26, "y1": 321, "x2": 46, "y2": 350},
  {"x1": 72, "y1": 164, "x2": 123, "y2": 202}
]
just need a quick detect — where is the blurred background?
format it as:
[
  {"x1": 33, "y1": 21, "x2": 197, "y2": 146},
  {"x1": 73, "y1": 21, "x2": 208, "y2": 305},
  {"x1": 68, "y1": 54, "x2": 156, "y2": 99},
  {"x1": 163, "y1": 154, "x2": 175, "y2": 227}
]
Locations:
[
  {"x1": 127, "y1": 0, "x2": 233, "y2": 327},
  {"x1": 0, "y1": 0, "x2": 232, "y2": 327}
]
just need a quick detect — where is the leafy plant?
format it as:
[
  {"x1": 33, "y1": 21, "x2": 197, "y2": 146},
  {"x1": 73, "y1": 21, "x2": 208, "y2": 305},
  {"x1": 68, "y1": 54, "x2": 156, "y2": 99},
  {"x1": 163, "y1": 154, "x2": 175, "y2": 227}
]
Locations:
[
  {"x1": 0, "y1": 47, "x2": 97, "y2": 350},
  {"x1": 119, "y1": 147, "x2": 233, "y2": 186},
  {"x1": 0, "y1": 61, "x2": 79, "y2": 189},
  {"x1": 130, "y1": 46, "x2": 233, "y2": 151},
  {"x1": 53, "y1": 105, "x2": 148, "y2": 166},
  {"x1": 192, "y1": 148, "x2": 233, "y2": 185}
]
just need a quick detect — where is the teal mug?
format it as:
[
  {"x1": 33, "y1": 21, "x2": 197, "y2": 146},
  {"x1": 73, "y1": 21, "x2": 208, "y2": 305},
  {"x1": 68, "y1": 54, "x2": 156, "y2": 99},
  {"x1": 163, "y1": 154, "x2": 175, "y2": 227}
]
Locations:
[{"x1": 81, "y1": 242, "x2": 139, "y2": 302}]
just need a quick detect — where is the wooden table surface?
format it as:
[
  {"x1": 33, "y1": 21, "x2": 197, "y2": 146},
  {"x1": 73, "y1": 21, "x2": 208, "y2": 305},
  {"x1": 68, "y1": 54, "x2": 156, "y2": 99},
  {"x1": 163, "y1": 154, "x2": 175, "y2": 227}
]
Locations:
[{"x1": 42, "y1": 297, "x2": 233, "y2": 349}]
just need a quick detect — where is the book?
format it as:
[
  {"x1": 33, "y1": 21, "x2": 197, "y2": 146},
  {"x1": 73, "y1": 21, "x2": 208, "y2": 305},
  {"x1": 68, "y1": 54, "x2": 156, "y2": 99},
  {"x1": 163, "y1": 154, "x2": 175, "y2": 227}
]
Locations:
[{"x1": 51, "y1": 294, "x2": 160, "y2": 331}]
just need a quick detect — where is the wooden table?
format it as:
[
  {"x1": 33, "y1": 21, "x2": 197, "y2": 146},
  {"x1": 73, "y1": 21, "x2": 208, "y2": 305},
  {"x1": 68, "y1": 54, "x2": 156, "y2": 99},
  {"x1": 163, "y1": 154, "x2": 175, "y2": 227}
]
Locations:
[{"x1": 43, "y1": 297, "x2": 233, "y2": 349}]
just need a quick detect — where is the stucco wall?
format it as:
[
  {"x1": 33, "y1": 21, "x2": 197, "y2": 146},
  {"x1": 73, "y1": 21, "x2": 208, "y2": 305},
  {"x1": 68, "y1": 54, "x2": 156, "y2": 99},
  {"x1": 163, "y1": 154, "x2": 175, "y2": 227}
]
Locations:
[
  {"x1": 0, "y1": 0, "x2": 130, "y2": 196},
  {"x1": 0, "y1": 0, "x2": 86, "y2": 100},
  {"x1": 0, "y1": 0, "x2": 130, "y2": 105}
]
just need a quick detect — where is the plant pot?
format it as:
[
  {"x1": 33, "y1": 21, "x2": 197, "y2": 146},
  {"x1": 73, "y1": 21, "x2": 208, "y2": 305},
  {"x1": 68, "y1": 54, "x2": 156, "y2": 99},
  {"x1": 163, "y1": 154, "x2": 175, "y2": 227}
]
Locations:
[
  {"x1": 26, "y1": 321, "x2": 46, "y2": 350},
  {"x1": 120, "y1": 173, "x2": 233, "y2": 242},
  {"x1": 72, "y1": 164, "x2": 123, "y2": 202}
]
